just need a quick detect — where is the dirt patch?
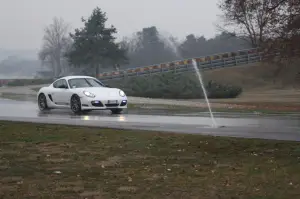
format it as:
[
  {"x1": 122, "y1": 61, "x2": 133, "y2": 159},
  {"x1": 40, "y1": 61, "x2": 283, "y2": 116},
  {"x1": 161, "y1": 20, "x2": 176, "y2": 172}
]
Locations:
[
  {"x1": 37, "y1": 142, "x2": 72, "y2": 155},
  {"x1": 97, "y1": 156, "x2": 122, "y2": 167},
  {"x1": 45, "y1": 157, "x2": 72, "y2": 163},
  {"x1": 1, "y1": 177, "x2": 23, "y2": 183},
  {"x1": 118, "y1": 186, "x2": 138, "y2": 192},
  {"x1": 80, "y1": 191, "x2": 103, "y2": 197},
  {"x1": 55, "y1": 181, "x2": 84, "y2": 193}
]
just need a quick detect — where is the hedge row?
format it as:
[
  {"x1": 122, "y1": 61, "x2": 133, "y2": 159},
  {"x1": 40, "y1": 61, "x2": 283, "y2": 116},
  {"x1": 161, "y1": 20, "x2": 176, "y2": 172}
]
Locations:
[{"x1": 105, "y1": 72, "x2": 242, "y2": 99}]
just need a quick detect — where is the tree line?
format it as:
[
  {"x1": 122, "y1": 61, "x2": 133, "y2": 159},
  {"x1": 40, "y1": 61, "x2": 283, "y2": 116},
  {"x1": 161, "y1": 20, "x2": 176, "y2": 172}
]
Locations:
[
  {"x1": 38, "y1": 7, "x2": 249, "y2": 78},
  {"x1": 39, "y1": 1, "x2": 299, "y2": 78}
]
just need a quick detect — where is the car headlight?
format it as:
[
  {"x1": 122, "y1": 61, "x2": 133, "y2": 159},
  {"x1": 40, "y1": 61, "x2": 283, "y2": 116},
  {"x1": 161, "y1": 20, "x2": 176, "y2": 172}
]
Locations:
[
  {"x1": 83, "y1": 91, "x2": 95, "y2": 98},
  {"x1": 119, "y1": 90, "x2": 125, "y2": 97}
]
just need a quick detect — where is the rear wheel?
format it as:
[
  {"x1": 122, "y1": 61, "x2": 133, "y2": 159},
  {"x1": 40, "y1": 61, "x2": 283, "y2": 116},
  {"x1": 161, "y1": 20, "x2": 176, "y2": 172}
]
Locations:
[
  {"x1": 38, "y1": 93, "x2": 49, "y2": 111},
  {"x1": 110, "y1": 108, "x2": 123, "y2": 114},
  {"x1": 70, "y1": 95, "x2": 82, "y2": 114}
]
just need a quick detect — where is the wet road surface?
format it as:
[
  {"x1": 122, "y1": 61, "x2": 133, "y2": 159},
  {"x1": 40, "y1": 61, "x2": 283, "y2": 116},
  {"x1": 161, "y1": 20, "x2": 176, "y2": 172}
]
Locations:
[{"x1": 0, "y1": 98, "x2": 299, "y2": 141}]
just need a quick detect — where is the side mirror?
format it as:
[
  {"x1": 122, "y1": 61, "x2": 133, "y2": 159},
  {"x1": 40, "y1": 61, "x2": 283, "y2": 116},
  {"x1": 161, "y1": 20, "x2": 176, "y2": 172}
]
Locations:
[{"x1": 104, "y1": 84, "x2": 110, "y2": 87}]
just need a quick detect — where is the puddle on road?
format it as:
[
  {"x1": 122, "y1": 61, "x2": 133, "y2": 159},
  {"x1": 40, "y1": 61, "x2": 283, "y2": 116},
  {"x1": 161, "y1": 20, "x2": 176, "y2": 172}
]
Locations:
[
  {"x1": 0, "y1": 94, "x2": 202, "y2": 116},
  {"x1": 1, "y1": 94, "x2": 299, "y2": 118}
]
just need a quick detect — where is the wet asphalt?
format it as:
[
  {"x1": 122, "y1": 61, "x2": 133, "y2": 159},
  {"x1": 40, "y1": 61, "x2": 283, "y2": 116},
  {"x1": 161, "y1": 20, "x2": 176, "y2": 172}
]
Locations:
[{"x1": 0, "y1": 98, "x2": 299, "y2": 141}]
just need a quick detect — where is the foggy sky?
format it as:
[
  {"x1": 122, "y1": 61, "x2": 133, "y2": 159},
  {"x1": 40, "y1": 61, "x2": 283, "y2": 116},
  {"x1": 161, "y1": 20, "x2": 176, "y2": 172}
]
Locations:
[{"x1": 0, "y1": 0, "x2": 221, "y2": 50}]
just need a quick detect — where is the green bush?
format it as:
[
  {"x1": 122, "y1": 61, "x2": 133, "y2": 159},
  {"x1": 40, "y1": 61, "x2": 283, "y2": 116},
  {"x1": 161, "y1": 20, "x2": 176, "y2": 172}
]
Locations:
[{"x1": 105, "y1": 72, "x2": 243, "y2": 99}]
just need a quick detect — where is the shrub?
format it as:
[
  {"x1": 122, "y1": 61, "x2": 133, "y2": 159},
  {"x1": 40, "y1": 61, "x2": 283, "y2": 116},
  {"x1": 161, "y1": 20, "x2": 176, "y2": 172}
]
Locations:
[{"x1": 105, "y1": 72, "x2": 243, "y2": 99}]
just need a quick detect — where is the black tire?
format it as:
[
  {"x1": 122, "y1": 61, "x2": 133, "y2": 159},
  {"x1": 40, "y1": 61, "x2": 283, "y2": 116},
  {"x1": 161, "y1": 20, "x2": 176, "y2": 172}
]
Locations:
[
  {"x1": 38, "y1": 93, "x2": 49, "y2": 111},
  {"x1": 70, "y1": 95, "x2": 82, "y2": 114},
  {"x1": 110, "y1": 108, "x2": 123, "y2": 114}
]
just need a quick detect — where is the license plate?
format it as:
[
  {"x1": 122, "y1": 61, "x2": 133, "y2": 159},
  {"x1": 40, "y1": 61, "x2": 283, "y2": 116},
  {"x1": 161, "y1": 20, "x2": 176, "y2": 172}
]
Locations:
[{"x1": 107, "y1": 100, "x2": 117, "y2": 104}]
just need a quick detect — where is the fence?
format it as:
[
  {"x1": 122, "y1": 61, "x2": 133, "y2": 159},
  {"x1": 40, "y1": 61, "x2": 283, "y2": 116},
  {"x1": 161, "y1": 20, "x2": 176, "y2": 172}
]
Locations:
[{"x1": 98, "y1": 48, "x2": 262, "y2": 81}]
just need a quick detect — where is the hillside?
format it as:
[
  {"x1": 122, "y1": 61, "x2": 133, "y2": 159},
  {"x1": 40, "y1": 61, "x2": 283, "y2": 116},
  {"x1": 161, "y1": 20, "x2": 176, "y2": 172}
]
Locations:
[
  {"x1": 197, "y1": 61, "x2": 300, "y2": 105},
  {"x1": 202, "y1": 61, "x2": 300, "y2": 90}
]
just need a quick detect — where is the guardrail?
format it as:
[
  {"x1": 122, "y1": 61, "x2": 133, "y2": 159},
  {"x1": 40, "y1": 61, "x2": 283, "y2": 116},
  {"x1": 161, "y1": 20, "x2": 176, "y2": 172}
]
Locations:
[{"x1": 98, "y1": 48, "x2": 262, "y2": 81}]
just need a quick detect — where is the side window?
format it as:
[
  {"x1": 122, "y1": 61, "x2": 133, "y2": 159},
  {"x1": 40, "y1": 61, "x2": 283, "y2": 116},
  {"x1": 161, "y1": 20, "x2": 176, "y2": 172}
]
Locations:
[
  {"x1": 61, "y1": 79, "x2": 69, "y2": 88},
  {"x1": 53, "y1": 79, "x2": 69, "y2": 89},
  {"x1": 53, "y1": 80, "x2": 62, "y2": 88}
]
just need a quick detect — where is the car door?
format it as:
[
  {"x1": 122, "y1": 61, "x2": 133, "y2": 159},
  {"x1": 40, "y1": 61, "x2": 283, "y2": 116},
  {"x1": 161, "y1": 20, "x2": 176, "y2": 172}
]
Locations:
[
  {"x1": 57, "y1": 79, "x2": 72, "y2": 105},
  {"x1": 51, "y1": 79, "x2": 67, "y2": 105},
  {"x1": 52, "y1": 79, "x2": 71, "y2": 105},
  {"x1": 51, "y1": 80, "x2": 63, "y2": 105}
]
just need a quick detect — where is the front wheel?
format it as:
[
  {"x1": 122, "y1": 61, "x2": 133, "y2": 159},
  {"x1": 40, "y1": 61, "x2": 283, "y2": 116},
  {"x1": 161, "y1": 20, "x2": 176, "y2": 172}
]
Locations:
[
  {"x1": 70, "y1": 95, "x2": 82, "y2": 114},
  {"x1": 110, "y1": 108, "x2": 123, "y2": 114},
  {"x1": 38, "y1": 93, "x2": 49, "y2": 111}
]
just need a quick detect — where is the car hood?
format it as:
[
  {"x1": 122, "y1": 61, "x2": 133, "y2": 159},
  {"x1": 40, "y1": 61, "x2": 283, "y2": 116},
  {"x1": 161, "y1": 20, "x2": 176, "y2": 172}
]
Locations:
[{"x1": 73, "y1": 87, "x2": 124, "y2": 98}]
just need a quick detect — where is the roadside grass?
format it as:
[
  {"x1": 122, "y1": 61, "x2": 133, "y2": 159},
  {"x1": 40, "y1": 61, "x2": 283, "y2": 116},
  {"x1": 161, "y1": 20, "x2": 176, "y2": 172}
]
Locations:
[{"x1": 0, "y1": 121, "x2": 300, "y2": 198}]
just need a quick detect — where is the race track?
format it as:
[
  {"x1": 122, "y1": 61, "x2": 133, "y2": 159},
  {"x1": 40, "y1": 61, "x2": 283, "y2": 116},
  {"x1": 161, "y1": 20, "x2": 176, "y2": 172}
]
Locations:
[{"x1": 0, "y1": 98, "x2": 300, "y2": 141}]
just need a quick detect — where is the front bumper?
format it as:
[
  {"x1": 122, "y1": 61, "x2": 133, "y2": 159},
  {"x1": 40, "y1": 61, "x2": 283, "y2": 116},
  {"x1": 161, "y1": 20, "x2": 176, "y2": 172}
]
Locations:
[{"x1": 80, "y1": 96, "x2": 128, "y2": 110}]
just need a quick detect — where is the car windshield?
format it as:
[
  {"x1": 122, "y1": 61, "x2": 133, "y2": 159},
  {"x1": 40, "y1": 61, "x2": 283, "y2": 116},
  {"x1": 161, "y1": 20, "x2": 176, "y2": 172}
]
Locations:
[{"x1": 68, "y1": 78, "x2": 104, "y2": 88}]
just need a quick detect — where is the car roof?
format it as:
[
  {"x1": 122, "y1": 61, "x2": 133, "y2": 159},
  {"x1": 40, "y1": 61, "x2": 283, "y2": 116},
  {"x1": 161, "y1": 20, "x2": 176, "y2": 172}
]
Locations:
[{"x1": 56, "y1": 76, "x2": 96, "y2": 81}]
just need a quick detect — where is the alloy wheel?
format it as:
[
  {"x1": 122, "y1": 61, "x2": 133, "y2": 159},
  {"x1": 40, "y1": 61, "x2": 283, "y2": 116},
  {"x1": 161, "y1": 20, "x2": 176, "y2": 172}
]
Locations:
[
  {"x1": 38, "y1": 94, "x2": 47, "y2": 110},
  {"x1": 71, "y1": 96, "x2": 81, "y2": 113}
]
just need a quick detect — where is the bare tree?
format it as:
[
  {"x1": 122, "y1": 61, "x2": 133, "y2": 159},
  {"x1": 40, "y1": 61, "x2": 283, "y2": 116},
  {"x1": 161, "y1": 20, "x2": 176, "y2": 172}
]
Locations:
[
  {"x1": 38, "y1": 17, "x2": 71, "y2": 77},
  {"x1": 218, "y1": 0, "x2": 300, "y2": 59},
  {"x1": 38, "y1": 45, "x2": 55, "y2": 77},
  {"x1": 218, "y1": 0, "x2": 281, "y2": 47}
]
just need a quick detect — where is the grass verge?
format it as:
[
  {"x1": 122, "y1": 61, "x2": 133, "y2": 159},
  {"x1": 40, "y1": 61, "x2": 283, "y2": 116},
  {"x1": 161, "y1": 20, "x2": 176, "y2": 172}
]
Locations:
[{"x1": 0, "y1": 121, "x2": 300, "y2": 198}]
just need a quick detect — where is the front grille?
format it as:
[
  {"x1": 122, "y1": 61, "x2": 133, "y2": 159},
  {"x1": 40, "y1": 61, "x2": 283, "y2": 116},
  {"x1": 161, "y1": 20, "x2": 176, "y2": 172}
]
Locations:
[
  {"x1": 105, "y1": 103, "x2": 119, "y2": 107},
  {"x1": 91, "y1": 100, "x2": 104, "y2": 107}
]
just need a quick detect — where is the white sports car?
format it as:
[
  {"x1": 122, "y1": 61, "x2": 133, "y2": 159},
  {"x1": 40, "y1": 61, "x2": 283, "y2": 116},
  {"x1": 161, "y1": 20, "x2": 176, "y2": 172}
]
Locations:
[{"x1": 37, "y1": 76, "x2": 127, "y2": 114}]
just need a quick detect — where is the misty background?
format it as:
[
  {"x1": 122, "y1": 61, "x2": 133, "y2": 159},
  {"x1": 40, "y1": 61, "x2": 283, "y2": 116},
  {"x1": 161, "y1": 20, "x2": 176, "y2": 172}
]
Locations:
[{"x1": 0, "y1": 0, "x2": 250, "y2": 79}]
